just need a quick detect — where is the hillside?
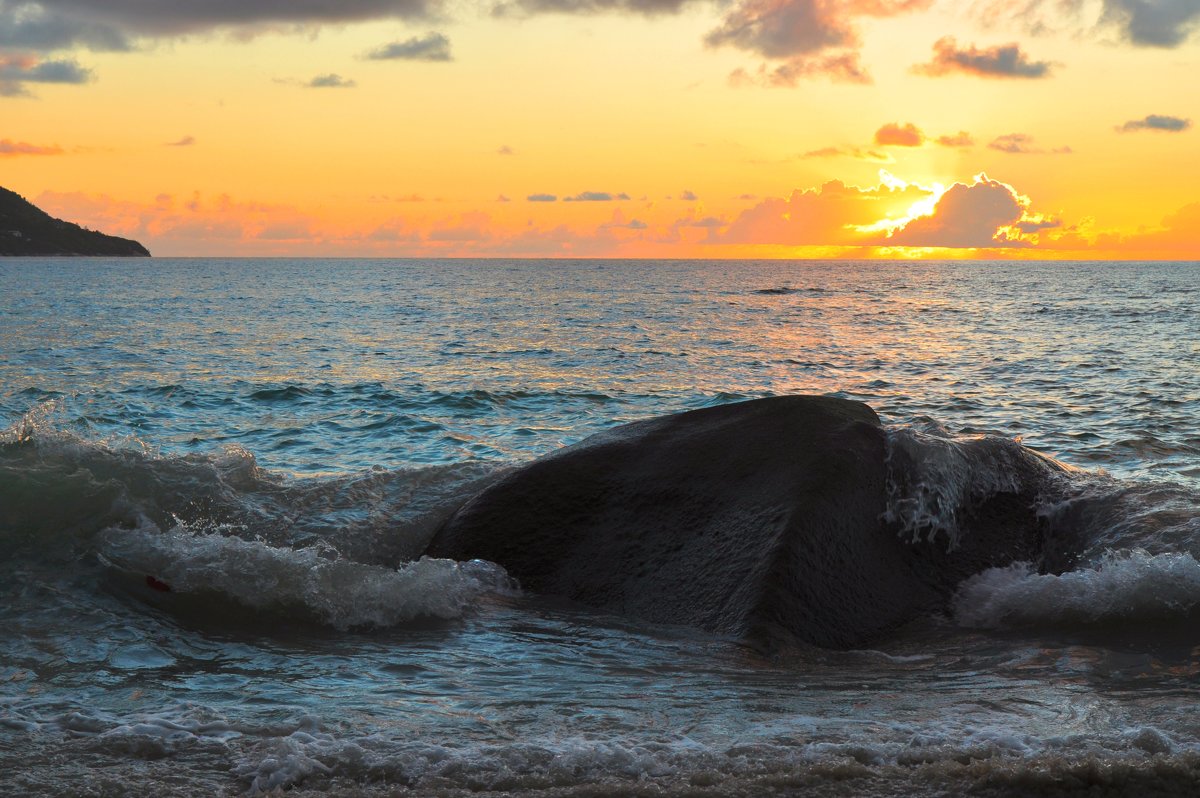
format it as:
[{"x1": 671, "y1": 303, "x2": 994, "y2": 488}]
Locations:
[{"x1": 0, "y1": 187, "x2": 150, "y2": 256}]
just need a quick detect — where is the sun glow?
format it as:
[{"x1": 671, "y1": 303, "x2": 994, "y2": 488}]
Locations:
[
  {"x1": 852, "y1": 171, "x2": 948, "y2": 236},
  {"x1": 3, "y1": 0, "x2": 1197, "y2": 258}
]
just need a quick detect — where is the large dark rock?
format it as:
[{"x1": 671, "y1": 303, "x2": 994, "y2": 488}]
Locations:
[{"x1": 426, "y1": 396, "x2": 1055, "y2": 648}]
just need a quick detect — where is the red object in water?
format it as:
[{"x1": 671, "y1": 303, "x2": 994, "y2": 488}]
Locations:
[{"x1": 145, "y1": 575, "x2": 172, "y2": 592}]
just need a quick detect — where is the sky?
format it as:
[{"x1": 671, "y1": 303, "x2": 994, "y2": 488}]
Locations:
[{"x1": 2, "y1": 0, "x2": 1198, "y2": 258}]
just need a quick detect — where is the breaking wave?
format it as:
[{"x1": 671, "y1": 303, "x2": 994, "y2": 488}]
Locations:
[{"x1": 0, "y1": 404, "x2": 514, "y2": 629}]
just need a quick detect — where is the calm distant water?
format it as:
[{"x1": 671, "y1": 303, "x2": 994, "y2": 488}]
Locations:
[{"x1": 2, "y1": 258, "x2": 1200, "y2": 796}]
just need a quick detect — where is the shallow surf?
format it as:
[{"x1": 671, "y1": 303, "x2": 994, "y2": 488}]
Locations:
[{"x1": 2, "y1": 258, "x2": 1199, "y2": 795}]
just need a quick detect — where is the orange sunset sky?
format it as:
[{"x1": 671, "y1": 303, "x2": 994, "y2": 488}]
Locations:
[{"x1": 2, "y1": 0, "x2": 1198, "y2": 258}]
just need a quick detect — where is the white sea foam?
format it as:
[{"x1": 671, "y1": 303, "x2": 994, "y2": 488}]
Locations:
[
  {"x1": 225, "y1": 719, "x2": 1198, "y2": 794},
  {"x1": 954, "y1": 549, "x2": 1200, "y2": 629},
  {"x1": 6, "y1": 690, "x2": 1198, "y2": 796},
  {"x1": 884, "y1": 425, "x2": 1066, "y2": 550},
  {"x1": 97, "y1": 524, "x2": 516, "y2": 629}
]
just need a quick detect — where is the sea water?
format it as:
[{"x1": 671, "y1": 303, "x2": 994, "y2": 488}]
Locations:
[{"x1": 1, "y1": 258, "x2": 1199, "y2": 796}]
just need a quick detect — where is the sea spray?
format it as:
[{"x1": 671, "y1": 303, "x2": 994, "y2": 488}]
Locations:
[
  {"x1": 954, "y1": 549, "x2": 1200, "y2": 629},
  {"x1": 97, "y1": 522, "x2": 516, "y2": 629}
]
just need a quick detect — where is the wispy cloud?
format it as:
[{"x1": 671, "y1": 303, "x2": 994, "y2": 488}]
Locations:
[
  {"x1": 307, "y1": 73, "x2": 356, "y2": 88},
  {"x1": 0, "y1": 3, "x2": 131, "y2": 52},
  {"x1": 912, "y1": 37, "x2": 1052, "y2": 79},
  {"x1": 564, "y1": 191, "x2": 630, "y2": 201},
  {"x1": 1118, "y1": 114, "x2": 1192, "y2": 133},
  {"x1": 165, "y1": 135, "x2": 196, "y2": 147},
  {"x1": 364, "y1": 32, "x2": 452, "y2": 61},
  {"x1": 802, "y1": 146, "x2": 893, "y2": 163},
  {"x1": 0, "y1": 54, "x2": 92, "y2": 97},
  {"x1": 728, "y1": 53, "x2": 870, "y2": 87},
  {"x1": 1103, "y1": 0, "x2": 1200, "y2": 46},
  {"x1": 935, "y1": 131, "x2": 974, "y2": 148},
  {"x1": 988, "y1": 133, "x2": 1072, "y2": 155},
  {"x1": 874, "y1": 122, "x2": 924, "y2": 146},
  {"x1": 974, "y1": 0, "x2": 1200, "y2": 49},
  {"x1": 527, "y1": 193, "x2": 557, "y2": 202},
  {"x1": 0, "y1": 138, "x2": 63, "y2": 156},
  {"x1": 709, "y1": 0, "x2": 931, "y2": 86},
  {"x1": 492, "y1": 0, "x2": 691, "y2": 16},
  {"x1": 2, "y1": 1, "x2": 436, "y2": 45}
]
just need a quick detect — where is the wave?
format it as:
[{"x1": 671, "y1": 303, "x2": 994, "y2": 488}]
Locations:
[
  {"x1": 98, "y1": 524, "x2": 515, "y2": 629},
  {"x1": 954, "y1": 549, "x2": 1200, "y2": 630},
  {"x1": 752, "y1": 286, "x2": 829, "y2": 295},
  {"x1": 6, "y1": 400, "x2": 1200, "y2": 639},
  {"x1": 0, "y1": 404, "x2": 513, "y2": 629},
  {"x1": 882, "y1": 422, "x2": 1200, "y2": 633},
  {"x1": 7, "y1": 703, "x2": 1196, "y2": 796},
  {"x1": 0, "y1": 402, "x2": 501, "y2": 558},
  {"x1": 884, "y1": 423, "x2": 1071, "y2": 550}
]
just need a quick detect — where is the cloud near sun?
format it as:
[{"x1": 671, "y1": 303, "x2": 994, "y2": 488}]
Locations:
[
  {"x1": 720, "y1": 172, "x2": 1057, "y2": 249},
  {"x1": 4, "y1": 0, "x2": 1198, "y2": 259},
  {"x1": 35, "y1": 172, "x2": 1079, "y2": 256}
]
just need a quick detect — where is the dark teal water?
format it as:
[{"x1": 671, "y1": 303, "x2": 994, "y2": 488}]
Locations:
[{"x1": 2, "y1": 259, "x2": 1200, "y2": 796}]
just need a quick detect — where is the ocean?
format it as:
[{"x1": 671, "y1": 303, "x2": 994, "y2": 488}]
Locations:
[{"x1": 2, "y1": 257, "x2": 1199, "y2": 796}]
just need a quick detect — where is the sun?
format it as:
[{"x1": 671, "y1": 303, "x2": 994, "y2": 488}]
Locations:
[{"x1": 851, "y1": 171, "x2": 949, "y2": 237}]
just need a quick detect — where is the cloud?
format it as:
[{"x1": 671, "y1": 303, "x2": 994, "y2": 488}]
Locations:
[
  {"x1": 680, "y1": 190, "x2": 699, "y2": 201},
  {"x1": 307, "y1": 73, "x2": 356, "y2": 88},
  {"x1": 429, "y1": 211, "x2": 491, "y2": 242},
  {"x1": 366, "y1": 220, "x2": 420, "y2": 242},
  {"x1": 492, "y1": 0, "x2": 692, "y2": 16},
  {"x1": 936, "y1": 131, "x2": 974, "y2": 147},
  {"x1": 497, "y1": 145, "x2": 515, "y2": 155},
  {"x1": 727, "y1": 52, "x2": 870, "y2": 86},
  {"x1": 1122, "y1": 201, "x2": 1200, "y2": 251},
  {"x1": 802, "y1": 145, "x2": 893, "y2": 162},
  {"x1": 721, "y1": 174, "x2": 933, "y2": 246},
  {"x1": 0, "y1": 54, "x2": 92, "y2": 96},
  {"x1": 258, "y1": 221, "x2": 313, "y2": 240},
  {"x1": 4, "y1": 1, "x2": 435, "y2": 44},
  {"x1": 912, "y1": 36, "x2": 1052, "y2": 78},
  {"x1": 364, "y1": 32, "x2": 452, "y2": 61},
  {"x1": 527, "y1": 193, "x2": 557, "y2": 201},
  {"x1": 707, "y1": 0, "x2": 932, "y2": 85},
  {"x1": 0, "y1": 138, "x2": 62, "y2": 156},
  {"x1": 974, "y1": 0, "x2": 1199, "y2": 49},
  {"x1": 874, "y1": 122, "x2": 925, "y2": 147},
  {"x1": 0, "y1": 2, "x2": 130, "y2": 51},
  {"x1": 883, "y1": 174, "x2": 1045, "y2": 248},
  {"x1": 564, "y1": 191, "x2": 624, "y2": 201},
  {"x1": 1015, "y1": 217, "x2": 1061, "y2": 233},
  {"x1": 1103, "y1": 0, "x2": 1200, "y2": 47},
  {"x1": 705, "y1": 0, "x2": 929, "y2": 59},
  {"x1": 1118, "y1": 114, "x2": 1192, "y2": 133},
  {"x1": 165, "y1": 135, "x2": 196, "y2": 147},
  {"x1": 601, "y1": 212, "x2": 650, "y2": 230},
  {"x1": 988, "y1": 133, "x2": 1072, "y2": 154},
  {"x1": 32, "y1": 189, "x2": 331, "y2": 255}
]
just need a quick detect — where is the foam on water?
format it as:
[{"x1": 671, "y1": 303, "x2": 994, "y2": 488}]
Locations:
[
  {"x1": 884, "y1": 424, "x2": 1069, "y2": 549},
  {"x1": 4, "y1": 259, "x2": 1200, "y2": 796},
  {"x1": 98, "y1": 524, "x2": 515, "y2": 629},
  {"x1": 9, "y1": 698, "x2": 1196, "y2": 796},
  {"x1": 954, "y1": 549, "x2": 1200, "y2": 630},
  {"x1": 0, "y1": 401, "x2": 502, "y2": 563}
]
